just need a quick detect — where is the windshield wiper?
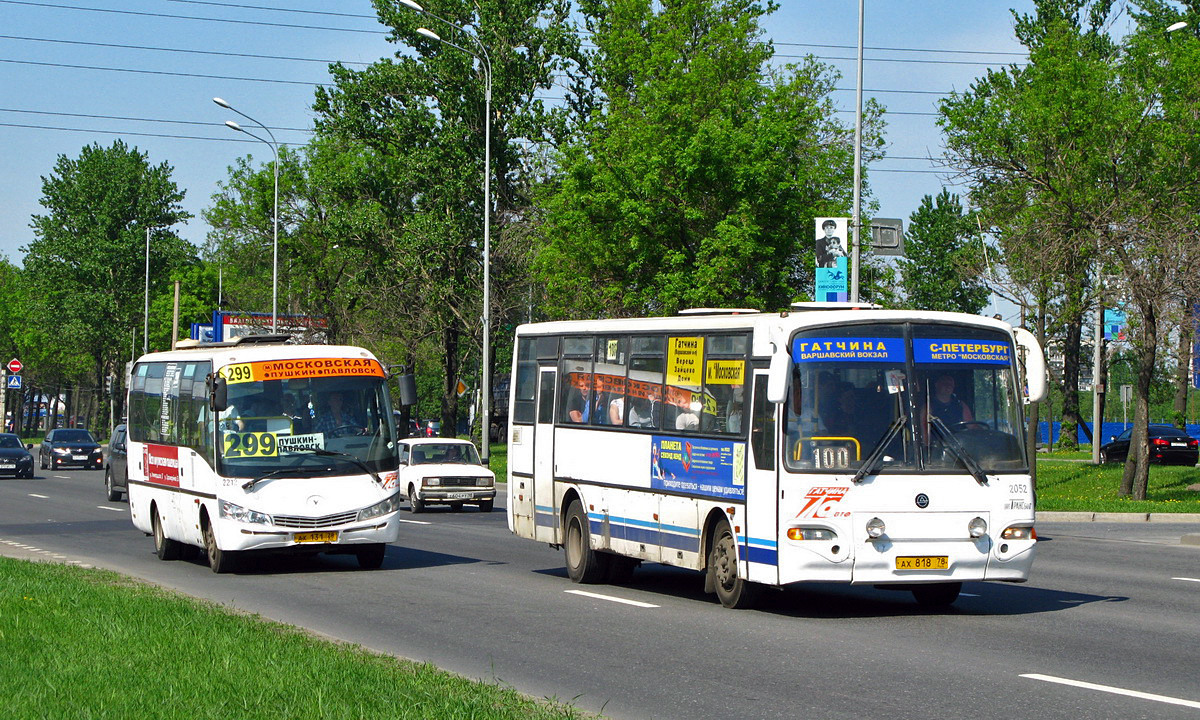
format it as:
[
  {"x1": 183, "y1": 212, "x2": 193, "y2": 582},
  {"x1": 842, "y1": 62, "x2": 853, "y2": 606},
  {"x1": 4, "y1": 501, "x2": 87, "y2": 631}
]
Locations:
[
  {"x1": 928, "y1": 416, "x2": 990, "y2": 485},
  {"x1": 851, "y1": 413, "x2": 908, "y2": 485},
  {"x1": 309, "y1": 448, "x2": 384, "y2": 486},
  {"x1": 242, "y1": 465, "x2": 324, "y2": 492}
]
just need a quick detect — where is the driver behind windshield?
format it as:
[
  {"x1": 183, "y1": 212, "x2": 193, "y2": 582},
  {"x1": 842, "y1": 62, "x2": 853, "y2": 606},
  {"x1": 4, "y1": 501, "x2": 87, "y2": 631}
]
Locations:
[
  {"x1": 315, "y1": 390, "x2": 364, "y2": 434},
  {"x1": 919, "y1": 372, "x2": 975, "y2": 442}
]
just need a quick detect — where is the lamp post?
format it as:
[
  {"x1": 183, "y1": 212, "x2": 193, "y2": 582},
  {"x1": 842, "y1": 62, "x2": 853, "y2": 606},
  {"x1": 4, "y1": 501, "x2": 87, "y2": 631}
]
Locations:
[
  {"x1": 143, "y1": 226, "x2": 150, "y2": 355},
  {"x1": 213, "y1": 97, "x2": 280, "y2": 333},
  {"x1": 399, "y1": 3, "x2": 494, "y2": 461},
  {"x1": 850, "y1": 0, "x2": 865, "y2": 302}
]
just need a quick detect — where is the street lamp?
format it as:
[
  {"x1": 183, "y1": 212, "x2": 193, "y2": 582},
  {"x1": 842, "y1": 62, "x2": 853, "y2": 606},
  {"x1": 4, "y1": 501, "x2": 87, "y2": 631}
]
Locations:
[
  {"x1": 399, "y1": 5, "x2": 494, "y2": 460},
  {"x1": 213, "y1": 97, "x2": 280, "y2": 333}
]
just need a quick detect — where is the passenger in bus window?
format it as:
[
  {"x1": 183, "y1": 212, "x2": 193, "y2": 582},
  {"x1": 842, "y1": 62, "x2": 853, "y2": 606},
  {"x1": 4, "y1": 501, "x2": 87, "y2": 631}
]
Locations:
[
  {"x1": 316, "y1": 390, "x2": 364, "y2": 434},
  {"x1": 566, "y1": 383, "x2": 589, "y2": 423},
  {"x1": 281, "y1": 393, "x2": 310, "y2": 434},
  {"x1": 628, "y1": 398, "x2": 655, "y2": 428},
  {"x1": 608, "y1": 395, "x2": 625, "y2": 425},
  {"x1": 726, "y1": 385, "x2": 744, "y2": 433},
  {"x1": 675, "y1": 404, "x2": 699, "y2": 431}
]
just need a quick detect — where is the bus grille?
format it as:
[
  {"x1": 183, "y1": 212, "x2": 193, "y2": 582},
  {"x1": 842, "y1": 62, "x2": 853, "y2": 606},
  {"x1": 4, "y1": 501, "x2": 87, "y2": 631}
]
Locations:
[{"x1": 273, "y1": 511, "x2": 359, "y2": 529}]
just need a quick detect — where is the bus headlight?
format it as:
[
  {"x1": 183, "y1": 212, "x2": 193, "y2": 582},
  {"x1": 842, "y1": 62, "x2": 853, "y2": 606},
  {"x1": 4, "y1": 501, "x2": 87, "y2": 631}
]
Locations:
[
  {"x1": 1001, "y1": 525, "x2": 1036, "y2": 540},
  {"x1": 865, "y1": 517, "x2": 886, "y2": 539},
  {"x1": 968, "y1": 517, "x2": 988, "y2": 538},
  {"x1": 358, "y1": 494, "x2": 401, "y2": 521},
  {"x1": 219, "y1": 500, "x2": 271, "y2": 525},
  {"x1": 787, "y1": 527, "x2": 838, "y2": 541}
]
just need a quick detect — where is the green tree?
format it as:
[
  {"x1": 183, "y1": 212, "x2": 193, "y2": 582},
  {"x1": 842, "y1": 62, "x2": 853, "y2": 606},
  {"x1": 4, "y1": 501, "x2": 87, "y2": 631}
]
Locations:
[
  {"x1": 898, "y1": 190, "x2": 989, "y2": 314},
  {"x1": 534, "y1": 0, "x2": 885, "y2": 318},
  {"x1": 23, "y1": 141, "x2": 191, "y2": 428}
]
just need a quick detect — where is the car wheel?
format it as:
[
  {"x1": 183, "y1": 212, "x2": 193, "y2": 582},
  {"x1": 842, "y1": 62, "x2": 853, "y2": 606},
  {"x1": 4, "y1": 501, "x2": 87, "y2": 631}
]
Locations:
[
  {"x1": 39, "y1": 454, "x2": 46, "y2": 470},
  {"x1": 449, "y1": 502, "x2": 464, "y2": 512},
  {"x1": 478, "y1": 499, "x2": 494, "y2": 513},
  {"x1": 408, "y1": 484, "x2": 424, "y2": 513},
  {"x1": 105, "y1": 468, "x2": 122, "y2": 501}
]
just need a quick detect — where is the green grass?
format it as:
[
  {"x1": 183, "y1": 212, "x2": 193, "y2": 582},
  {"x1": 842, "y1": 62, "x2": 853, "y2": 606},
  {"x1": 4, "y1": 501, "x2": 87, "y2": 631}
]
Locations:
[
  {"x1": 0, "y1": 557, "x2": 585, "y2": 720},
  {"x1": 1035, "y1": 458, "x2": 1200, "y2": 512}
]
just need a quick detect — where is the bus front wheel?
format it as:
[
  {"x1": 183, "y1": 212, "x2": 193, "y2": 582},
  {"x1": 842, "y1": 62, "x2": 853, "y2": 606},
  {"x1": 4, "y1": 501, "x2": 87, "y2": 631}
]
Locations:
[
  {"x1": 708, "y1": 520, "x2": 760, "y2": 609},
  {"x1": 564, "y1": 500, "x2": 609, "y2": 583},
  {"x1": 203, "y1": 519, "x2": 238, "y2": 574}
]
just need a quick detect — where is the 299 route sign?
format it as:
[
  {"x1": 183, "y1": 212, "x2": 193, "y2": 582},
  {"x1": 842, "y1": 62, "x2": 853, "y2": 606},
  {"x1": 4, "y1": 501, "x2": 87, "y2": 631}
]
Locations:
[{"x1": 6, "y1": 358, "x2": 21, "y2": 374}]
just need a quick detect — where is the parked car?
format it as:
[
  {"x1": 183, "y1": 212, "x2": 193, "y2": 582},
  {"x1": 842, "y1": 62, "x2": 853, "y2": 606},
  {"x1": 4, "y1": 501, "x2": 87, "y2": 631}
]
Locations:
[
  {"x1": 0, "y1": 433, "x2": 34, "y2": 478},
  {"x1": 398, "y1": 437, "x2": 495, "y2": 513},
  {"x1": 424, "y1": 420, "x2": 442, "y2": 437},
  {"x1": 39, "y1": 428, "x2": 103, "y2": 471},
  {"x1": 103, "y1": 424, "x2": 128, "y2": 501},
  {"x1": 1099, "y1": 425, "x2": 1199, "y2": 465}
]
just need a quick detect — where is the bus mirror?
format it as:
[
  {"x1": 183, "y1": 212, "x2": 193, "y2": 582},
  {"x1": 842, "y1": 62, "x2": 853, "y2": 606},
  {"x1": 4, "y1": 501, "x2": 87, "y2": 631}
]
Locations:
[
  {"x1": 766, "y1": 348, "x2": 790, "y2": 404},
  {"x1": 210, "y1": 374, "x2": 228, "y2": 412},
  {"x1": 1013, "y1": 327, "x2": 1047, "y2": 404},
  {"x1": 397, "y1": 374, "x2": 418, "y2": 407}
]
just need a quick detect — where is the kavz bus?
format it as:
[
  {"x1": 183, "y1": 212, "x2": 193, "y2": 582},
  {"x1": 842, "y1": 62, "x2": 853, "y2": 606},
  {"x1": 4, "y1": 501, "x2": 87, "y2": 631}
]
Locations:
[
  {"x1": 505, "y1": 304, "x2": 1047, "y2": 607},
  {"x1": 126, "y1": 335, "x2": 402, "y2": 572}
]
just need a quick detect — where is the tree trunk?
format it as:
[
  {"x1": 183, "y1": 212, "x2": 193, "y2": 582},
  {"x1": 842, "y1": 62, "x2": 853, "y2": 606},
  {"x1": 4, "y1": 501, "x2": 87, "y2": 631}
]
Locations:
[
  {"x1": 1120, "y1": 309, "x2": 1157, "y2": 500},
  {"x1": 441, "y1": 324, "x2": 460, "y2": 438},
  {"x1": 1057, "y1": 313, "x2": 1084, "y2": 449},
  {"x1": 1173, "y1": 305, "x2": 1193, "y2": 429}
]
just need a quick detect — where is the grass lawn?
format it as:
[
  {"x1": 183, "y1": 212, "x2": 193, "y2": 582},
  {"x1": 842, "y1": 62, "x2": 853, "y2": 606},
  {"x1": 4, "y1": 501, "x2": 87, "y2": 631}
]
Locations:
[
  {"x1": 0, "y1": 558, "x2": 583, "y2": 720},
  {"x1": 1035, "y1": 456, "x2": 1200, "y2": 513}
]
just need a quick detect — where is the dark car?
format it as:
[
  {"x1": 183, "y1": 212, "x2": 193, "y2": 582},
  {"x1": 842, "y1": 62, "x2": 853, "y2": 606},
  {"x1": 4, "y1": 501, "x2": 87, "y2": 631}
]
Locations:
[
  {"x1": 0, "y1": 433, "x2": 34, "y2": 478},
  {"x1": 39, "y1": 428, "x2": 103, "y2": 471},
  {"x1": 1099, "y1": 425, "x2": 1199, "y2": 465},
  {"x1": 103, "y1": 424, "x2": 128, "y2": 501}
]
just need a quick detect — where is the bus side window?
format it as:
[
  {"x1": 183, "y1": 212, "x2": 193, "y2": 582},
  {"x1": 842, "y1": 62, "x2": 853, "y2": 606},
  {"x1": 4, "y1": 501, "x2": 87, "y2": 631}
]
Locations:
[{"x1": 750, "y1": 375, "x2": 775, "y2": 470}]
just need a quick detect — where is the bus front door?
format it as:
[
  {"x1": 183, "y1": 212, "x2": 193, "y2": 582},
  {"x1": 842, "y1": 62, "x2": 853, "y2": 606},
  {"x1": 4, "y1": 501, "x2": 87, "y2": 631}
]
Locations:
[{"x1": 533, "y1": 368, "x2": 558, "y2": 543}]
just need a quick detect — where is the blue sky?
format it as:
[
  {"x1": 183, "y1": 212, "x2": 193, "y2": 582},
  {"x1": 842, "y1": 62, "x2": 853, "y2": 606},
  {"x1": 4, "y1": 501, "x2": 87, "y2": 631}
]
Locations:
[{"x1": 0, "y1": 0, "x2": 1096, "y2": 321}]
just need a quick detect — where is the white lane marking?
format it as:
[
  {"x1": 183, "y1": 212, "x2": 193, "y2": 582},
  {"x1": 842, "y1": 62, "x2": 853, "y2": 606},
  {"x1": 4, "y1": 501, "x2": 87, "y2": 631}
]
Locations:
[
  {"x1": 28, "y1": 493, "x2": 48, "y2": 499},
  {"x1": 961, "y1": 592, "x2": 980, "y2": 597},
  {"x1": 54, "y1": 475, "x2": 69, "y2": 479},
  {"x1": 1172, "y1": 577, "x2": 1200, "y2": 583},
  {"x1": 97, "y1": 506, "x2": 123, "y2": 513},
  {"x1": 1021, "y1": 673, "x2": 1200, "y2": 709},
  {"x1": 394, "y1": 518, "x2": 431, "y2": 525},
  {"x1": 565, "y1": 590, "x2": 659, "y2": 608}
]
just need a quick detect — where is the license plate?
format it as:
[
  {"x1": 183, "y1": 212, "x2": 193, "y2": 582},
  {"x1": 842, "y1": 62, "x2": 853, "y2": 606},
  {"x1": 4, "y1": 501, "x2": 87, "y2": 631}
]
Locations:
[
  {"x1": 294, "y1": 531, "x2": 338, "y2": 544},
  {"x1": 1171, "y1": 442, "x2": 1187, "y2": 447},
  {"x1": 896, "y1": 556, "x2": 949, "y2": 570},
  {"x1": 447, "y1": 492, "x2": 474, "y2": 499},
  {"x1": 0, "y1": 463, "x2": 13, "y2": 469},
  {"x1": 72, "y1": 455, "x2": 88, "y2": 460}
]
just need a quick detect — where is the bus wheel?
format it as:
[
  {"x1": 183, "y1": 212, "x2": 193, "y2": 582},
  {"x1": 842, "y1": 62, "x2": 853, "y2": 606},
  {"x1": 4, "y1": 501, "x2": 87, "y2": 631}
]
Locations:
[
  {"x1": 203, "y1": 519, "x2": 238, "y2": 574},
  {"x1": 152, "y1": 506, "x2": 181, "y2": 561},
  {"x1": 564, "y1": 500, "x2": 609, "y2": 583},
  {"x1": 356, "y1": 544, "x2": 386, "y2": 570},
  {"x1": 912, "y1": 582, "x2": 961, "y2": 607},
  {"x1": 708, "y1": 520, "x2": 759, "y2": 609}
]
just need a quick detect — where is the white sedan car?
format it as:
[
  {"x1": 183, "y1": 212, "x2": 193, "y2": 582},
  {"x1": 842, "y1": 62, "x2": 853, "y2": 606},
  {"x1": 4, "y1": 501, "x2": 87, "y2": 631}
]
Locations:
[{"x1": 398, "y1": 438, "x2": 496, "y2": 513}]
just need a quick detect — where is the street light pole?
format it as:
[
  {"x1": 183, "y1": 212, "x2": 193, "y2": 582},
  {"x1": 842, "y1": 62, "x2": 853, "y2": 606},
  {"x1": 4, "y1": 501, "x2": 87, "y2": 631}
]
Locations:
[
  {"x1": 404, "y1": 8, "x2": 494, "y2": 461},
  {"x1": 143, "y1": 226, "x2": 150, "y2": 355},
  {"x1": 850, "y1": 0, "x2": 865, "y2": 303},
  {"x1": 213, "y1": 97, "x2": 280, "y2": 333}
]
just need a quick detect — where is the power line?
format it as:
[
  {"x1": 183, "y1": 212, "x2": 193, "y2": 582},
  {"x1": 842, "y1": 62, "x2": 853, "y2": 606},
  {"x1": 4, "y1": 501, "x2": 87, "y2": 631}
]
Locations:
[
  {"x1": 0, "y1": 106, "x2": 313, "y2": 134},
  {"x1": 0, "y1": 56, "x2": 322, "y2": 86},
  {"x1": 0, "y1": 33, "x2": 371, "y2": 67}
]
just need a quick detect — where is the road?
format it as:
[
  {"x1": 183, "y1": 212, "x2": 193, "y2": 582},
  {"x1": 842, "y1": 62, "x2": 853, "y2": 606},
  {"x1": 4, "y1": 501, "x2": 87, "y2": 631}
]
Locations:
[{"x1": 2, "y1": 467, "x2": 1199, "y2": 720}]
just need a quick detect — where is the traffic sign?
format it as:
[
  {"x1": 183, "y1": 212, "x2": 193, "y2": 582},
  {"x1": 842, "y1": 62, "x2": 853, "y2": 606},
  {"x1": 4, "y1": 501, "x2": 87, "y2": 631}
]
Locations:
[
  {"x1": 5, "y1": 375, "x2": 20, "y2": 390},
  {"x1": 6, "y1": 358, "x2": 21, "y2": 374}
]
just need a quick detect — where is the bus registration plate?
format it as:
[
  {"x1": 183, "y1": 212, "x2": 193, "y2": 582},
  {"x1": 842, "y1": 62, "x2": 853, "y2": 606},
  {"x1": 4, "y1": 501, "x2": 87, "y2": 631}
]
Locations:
[
  {"x1": 896, "y1": 556, "x2": 948, "y2": 570},
  {"x1": 294, "y1": 531, "x2": 338, "y2": 544}
]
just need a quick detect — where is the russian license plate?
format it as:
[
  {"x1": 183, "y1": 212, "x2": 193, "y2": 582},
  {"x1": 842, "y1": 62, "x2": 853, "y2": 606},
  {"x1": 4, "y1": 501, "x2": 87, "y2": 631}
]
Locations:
[
  {"x1": 294, "y1": 531, "x2": 338, "y2": 544},
  {"x1": 896, "y1": 556, "x2": 949, "y2": 570},
  {"x1": 0, "y1": 463, "x2": 14, "y2": 469},
  {"x1": 447, "y1": 492, "x2": 474, "y2": 499},
  {"x1": 72, "y1": 455, "x2": 88, "y2": 461},
  {"x1": 1171, "y1": 442, "x2": 1187, "y2": 447}
]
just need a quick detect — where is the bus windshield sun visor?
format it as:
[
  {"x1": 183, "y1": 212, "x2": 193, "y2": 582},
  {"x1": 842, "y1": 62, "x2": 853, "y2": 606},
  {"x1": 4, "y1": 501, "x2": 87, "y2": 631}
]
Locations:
[{"x1": 929, "y1": 416, "x2": 990, "y2": 485}]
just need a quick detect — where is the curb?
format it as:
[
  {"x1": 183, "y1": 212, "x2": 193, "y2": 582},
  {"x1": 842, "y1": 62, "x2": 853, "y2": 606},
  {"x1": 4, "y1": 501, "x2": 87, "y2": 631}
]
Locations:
[{"x1": 1036, "y1": 511, "x2": 1200, "y2": 523}]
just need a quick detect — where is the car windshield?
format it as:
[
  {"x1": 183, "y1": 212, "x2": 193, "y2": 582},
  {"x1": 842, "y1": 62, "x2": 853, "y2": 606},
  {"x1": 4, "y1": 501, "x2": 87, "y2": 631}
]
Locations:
[
  {"x1": 410, "y1": 443, "x2": 480, "y2": 465},
  {"x1": 784, "y1": 322, "x2": 1027, "y2": 475},
  {"x1": 0, "y1": 435, "x2": 21, "y2": 449},
  {"x1": 215, "y1": 372, "x2": 400, "y2": 479},
  {"x1": 55, "y1": 430, "x2": 95, "y2": 443}
]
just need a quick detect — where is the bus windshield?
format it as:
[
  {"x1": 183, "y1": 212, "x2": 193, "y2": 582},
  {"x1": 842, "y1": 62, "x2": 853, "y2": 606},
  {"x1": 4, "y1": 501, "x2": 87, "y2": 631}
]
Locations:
[
  {"x1": 784, "y1": 323, "x2": 1027, "y2": 475},
  {"x1": 216, "y1": 374, "x2": 399, "y2": 479}
]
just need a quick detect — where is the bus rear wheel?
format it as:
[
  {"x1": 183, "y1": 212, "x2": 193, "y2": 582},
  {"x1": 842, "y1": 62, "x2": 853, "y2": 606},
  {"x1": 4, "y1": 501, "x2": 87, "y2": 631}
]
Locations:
[
  {"x1": 708, "y1": 520, "x2": 759, "y2": 609},
  {"x1": 912, "y1": 582, "x2": 961, "y2": 607},
  {"x1": 564, "y1": 500, "x2": 609, "y2": 583},
  {"x1": 152, "y1": 506, "x2": 181, "y2": 561}
]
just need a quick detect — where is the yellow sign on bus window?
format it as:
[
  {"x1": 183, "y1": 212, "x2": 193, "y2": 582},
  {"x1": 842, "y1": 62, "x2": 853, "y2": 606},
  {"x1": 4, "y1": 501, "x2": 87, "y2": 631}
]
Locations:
[
  {"x1": 223, "y1": 431, "x2": 278, "y2": 458},
  {"x1": 667, "y1": 337, "x2": 704, "y2": 387},
  {"x1": 220, "y1": 357, "x2": 385, "y2": 384},
  {"x1": 705, "y1": 359, "x2": 744, "y2": 385}
]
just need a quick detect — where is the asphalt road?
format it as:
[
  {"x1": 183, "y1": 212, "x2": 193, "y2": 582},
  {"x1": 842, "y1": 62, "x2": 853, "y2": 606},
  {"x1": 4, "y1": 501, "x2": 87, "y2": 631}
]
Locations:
[{"x1": 2, "y1": 467, "x2": 1199, "y2": 720}]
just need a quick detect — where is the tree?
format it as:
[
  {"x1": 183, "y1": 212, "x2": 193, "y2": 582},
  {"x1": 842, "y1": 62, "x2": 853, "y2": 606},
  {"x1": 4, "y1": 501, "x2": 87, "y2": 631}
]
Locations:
[
  {"x1": 898, "y1": 190, "x2": 989, "y2": 314},
  {"x1": 23, "y1": 141, "x2": 191, "y2": 428},
  {"x1": 534, "y1": 0, "x2": 885, "y2": 318}
]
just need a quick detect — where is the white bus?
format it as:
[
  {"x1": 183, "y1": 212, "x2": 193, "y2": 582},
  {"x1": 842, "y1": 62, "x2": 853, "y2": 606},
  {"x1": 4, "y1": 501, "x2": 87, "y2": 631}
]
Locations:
[
  {"x1": 126, "y1": 335, "x2": 403, "y2": 572},
  {"x1": 506, "y1": 304, "x2": 1047, "y2": 607}
]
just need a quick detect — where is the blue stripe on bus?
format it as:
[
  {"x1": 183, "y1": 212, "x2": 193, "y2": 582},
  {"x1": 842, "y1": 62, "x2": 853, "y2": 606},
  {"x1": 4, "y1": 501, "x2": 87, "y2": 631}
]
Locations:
[{"x1": 746, "y1": 545, "x2": 779, "y2": 565}]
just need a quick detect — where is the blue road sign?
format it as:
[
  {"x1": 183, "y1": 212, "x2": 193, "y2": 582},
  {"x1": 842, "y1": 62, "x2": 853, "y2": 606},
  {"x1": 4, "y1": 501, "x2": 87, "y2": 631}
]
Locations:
[{"x1": 6, "y1": 375, "x2": 21, "y2": 389}]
